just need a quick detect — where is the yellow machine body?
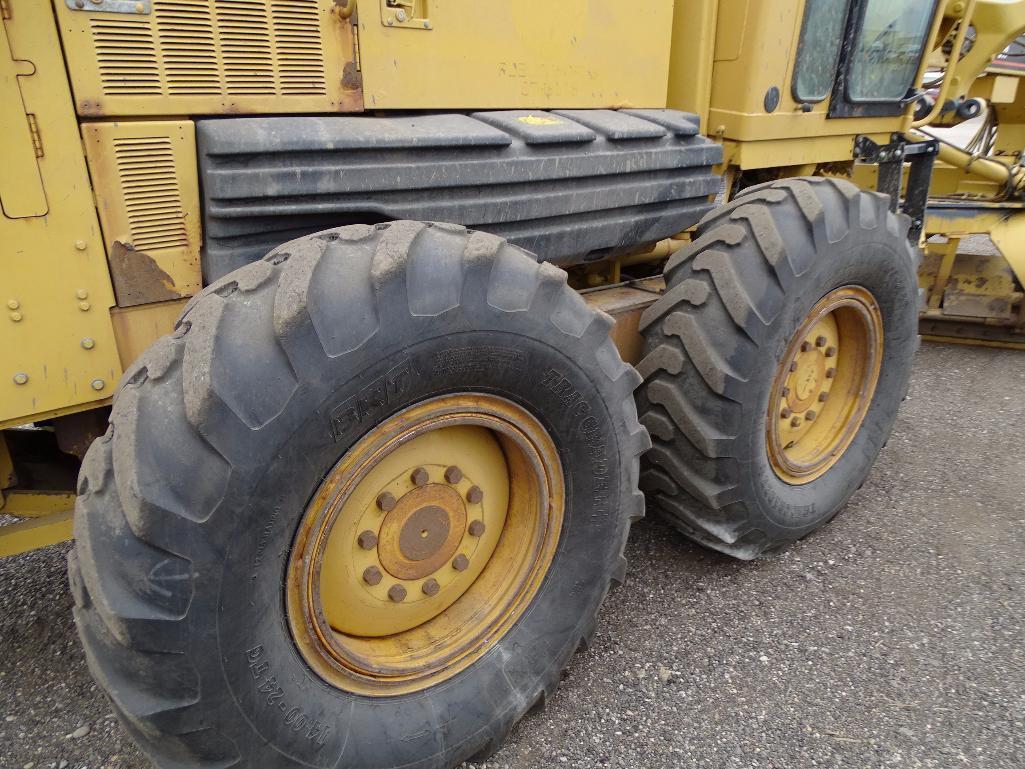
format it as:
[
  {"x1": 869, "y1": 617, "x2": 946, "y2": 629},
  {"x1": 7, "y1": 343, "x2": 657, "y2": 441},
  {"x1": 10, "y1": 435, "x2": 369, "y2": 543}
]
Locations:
[{"x1": 3, "y1": 0, "x2": 1025, "y2": 553}]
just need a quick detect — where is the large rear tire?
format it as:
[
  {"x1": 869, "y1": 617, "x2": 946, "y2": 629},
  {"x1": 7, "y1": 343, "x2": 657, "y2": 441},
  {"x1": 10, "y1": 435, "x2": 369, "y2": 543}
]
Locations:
[
  {"x1": 69, "y1": 221, "x2": 647, "y2": 768},
  {"x1": 636, "y1": 177, "x2": 919, "y2": 559}
]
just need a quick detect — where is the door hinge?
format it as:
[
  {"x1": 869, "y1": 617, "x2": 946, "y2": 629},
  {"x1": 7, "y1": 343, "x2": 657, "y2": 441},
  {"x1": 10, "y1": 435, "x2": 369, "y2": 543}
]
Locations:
[{"x1": 27, "y1": 113, "x2": 43, "y2": 158}]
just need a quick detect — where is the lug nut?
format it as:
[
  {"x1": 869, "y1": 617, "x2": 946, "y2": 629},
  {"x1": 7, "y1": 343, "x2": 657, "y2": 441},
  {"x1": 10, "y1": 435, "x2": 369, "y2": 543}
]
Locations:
[
  {"x1": 411, "y1": 467, "x2": 429, "y2": 486},
  {"x1": 444, "y1": 465, "x2": 463, "y2": 484},
  {"x1": 790, "y1": 416, "x2": 802, "y2": 428},
  {"x1": 422, "y1": 578, "x2": 440, "y2": 596},
  {"x1": 363, "y1": 566, "x2": 382, "y2": 586},
  {"x1": 805, "y1": 410, "x2": 817, "y2": 421},
  {"x1": 388, "y1": 584, "x2": 407, "y2": 602},
  {"x1": 815, "y1": 336, "x2": 827, "y2": 347},
  {"x1": 357, "y1": 530, "x2": 378, "y2": 550},
  {"x1": 780, "y1": 407, "x2": 792, "y2": 419},
  {"x1": 825, "y1": 346, "x2": 837, "y2": 358},
  {"x1": 376, "y1": 492, "x2": 396, "y2": 512},
  {"x1": 468, "y1": 519, "x2": 486, "y2": 537},
  {"x1": 781, "y1": 386, "x2": 791, "y2": 397},
  {"x1": 800, "y1": 341, "x2": 812, "y2": 352},
  {"x1": 825, "y1": 367, "x2": 837, "y2": 379},
  {"x1": 789, "y1": 361, "x2": 798, "y2": 372},
  {"x1": 452, "y1": 553, "x2": 469, "y2": 571},
  {"x1": 466, "y1": 485, "x2": 483, "y2": 504},
  {"x1": 818, "y1": 391, "x2": 829, "y2": 402}
]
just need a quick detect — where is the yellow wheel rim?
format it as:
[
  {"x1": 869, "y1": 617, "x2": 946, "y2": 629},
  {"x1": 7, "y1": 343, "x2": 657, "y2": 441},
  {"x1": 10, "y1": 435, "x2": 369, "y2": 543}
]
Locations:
[
  {"x1": 766, "y1": 286, "x2": 884, "y2": 485},
  {"x1": 286, "y1": 393, "x2": 564, "y2": 696}
]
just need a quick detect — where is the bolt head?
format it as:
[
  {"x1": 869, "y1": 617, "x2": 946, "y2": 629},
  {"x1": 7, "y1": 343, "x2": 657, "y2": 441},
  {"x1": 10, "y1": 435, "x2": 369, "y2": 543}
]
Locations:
[
  {"x1": 6, "y1": 300, "x2": 18, "y2": 310},
  {"x1": 376, "y1": 491, "x2": 396, "y2": 512},
  {"x1": 818, "y1": 391, "x2": 829, "y2": 402},
  {"x1": 357, "y1": 530, "x2": 378, "y2": 550},
  {"x1": 363, "y1": 566, "x2": 382, "y2": 586},
  {"x1": 825, "y1": 367, "x2": 837, "y2": 379},
  {"x1": 466, "y1": 485, "x2": 483, "y2": 504},
  {"x1": 444, "y1": 465, "x2": 463, "y2": 484},
  {"x1": 9, "y1": 312, "x2": 22, "y2": 322},
  {"x1": 74, "y1": 239, "x2": 86, "y2": 251},
  {"x1": 421, "y1": 578, "x2": 440, "y2": 596},
  {"x1": 825, "y1": 346, "x2": 837, "y2": 358},
  {"x1": 410, "y1": 467, "x2": 429, "y2": 487},
  {"x1": 800, "y1": 341, "x2": 812, "y2": 353},
  {"x1": 805, "y1": 410, "x2": 817, "y2": 421},
  {"x1": 468, "y1": 519, "x2": 486, "y2": 537},
  {"x1": 386, "y1": 16, "x2": 394, "y2": 24},
  {"x1": 13, "y1": 373, "x2": 28, "y2": 385},
  {"x1": 452, "y1": 553, "x2": 470, "y2": 572},
  {"x1": 91, "y1": 379, "x2": 105, "y2": 391},
  {"x1": 78, "y1": 301, "x2": 91, "y2": 312},
  {"x1": 395, "y1": 8, "x2": 407, "y2": 21},
  {"x1": 780, "y1": 407, "x2": 792, "y2": 419},
  {"x1": 76, "y1": 289, "x2": 89, "y2": 300},
  {"x1": 81, "y1": 338, "x2": 95, "y2": 350},
  {"x1": 790, "y1": 416, "x2": 802, "y2": 428},
  {"x1": 388, "y1": 584, "x2": 407, "y2": 602},
  {"x1": 815, "y1": 336, "x2": 827, "y2": 347}
]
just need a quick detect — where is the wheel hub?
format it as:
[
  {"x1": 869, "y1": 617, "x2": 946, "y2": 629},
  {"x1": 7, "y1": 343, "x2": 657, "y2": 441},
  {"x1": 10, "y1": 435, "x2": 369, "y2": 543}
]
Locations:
[{"x1": 766, "y1": 286, "x2": 883, "y2": 484}]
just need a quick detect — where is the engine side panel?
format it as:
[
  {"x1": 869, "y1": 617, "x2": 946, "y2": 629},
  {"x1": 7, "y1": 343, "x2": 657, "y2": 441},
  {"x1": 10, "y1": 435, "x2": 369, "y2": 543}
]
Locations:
[{"x1": 196, "y1": 109, "x2": 723, "y2": 279}]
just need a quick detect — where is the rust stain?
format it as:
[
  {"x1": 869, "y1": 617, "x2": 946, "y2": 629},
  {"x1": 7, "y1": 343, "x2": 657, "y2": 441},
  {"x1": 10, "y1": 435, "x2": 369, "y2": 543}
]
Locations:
[
  {"x1": 341, "y1": 61, "x2": 362, "y2": 91},
  {"x1": 107, "y1": 240, "x2": 182, "y2": 307}
]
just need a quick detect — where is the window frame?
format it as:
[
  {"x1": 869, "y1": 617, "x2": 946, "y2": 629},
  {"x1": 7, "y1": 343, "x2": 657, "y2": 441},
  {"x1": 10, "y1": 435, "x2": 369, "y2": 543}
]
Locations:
[{"x1": 791, "y1": 0, "x2": 854, "y2": 105}]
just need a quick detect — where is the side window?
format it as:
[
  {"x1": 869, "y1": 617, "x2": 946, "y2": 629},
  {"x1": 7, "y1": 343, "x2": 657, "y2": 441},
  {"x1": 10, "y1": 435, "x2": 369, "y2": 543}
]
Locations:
[
  {"x1": 847, "y1": 0, "x2": 935, "y2": 101},
  {"x1": 793, "y1": 0, "x2": 851, "y2": 103}
]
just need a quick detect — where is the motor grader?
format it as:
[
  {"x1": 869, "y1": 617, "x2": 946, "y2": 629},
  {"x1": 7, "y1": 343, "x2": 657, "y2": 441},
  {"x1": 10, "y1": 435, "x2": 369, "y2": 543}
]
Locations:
[{"x1": 2, "y1": 0, "x2": 1023, "y2": 766}]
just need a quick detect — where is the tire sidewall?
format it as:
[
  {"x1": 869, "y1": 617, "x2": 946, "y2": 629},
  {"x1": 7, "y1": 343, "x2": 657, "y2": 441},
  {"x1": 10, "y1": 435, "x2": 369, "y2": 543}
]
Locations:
[{"x1": 209, "y1": 324, "x2": 623, "y2": 767}]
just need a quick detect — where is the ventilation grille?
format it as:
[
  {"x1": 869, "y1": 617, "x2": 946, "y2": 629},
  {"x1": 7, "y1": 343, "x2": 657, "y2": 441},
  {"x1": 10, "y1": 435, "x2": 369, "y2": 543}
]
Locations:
[
  {"x1": 90, "y1": 0, "x2": 327, "y2": 99},
  {"x1": 113, "y1": 137, "x2": 189, "y2": 252}
]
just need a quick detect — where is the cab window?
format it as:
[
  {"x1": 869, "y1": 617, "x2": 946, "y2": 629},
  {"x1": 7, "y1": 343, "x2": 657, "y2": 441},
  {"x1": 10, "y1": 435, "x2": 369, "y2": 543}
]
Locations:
[
  {"x1": 847, "y1": 0, "x2": 935, "y2": 101},
  {"x1": 793, "y1": 0, "x2": 851, "y2": 103}
]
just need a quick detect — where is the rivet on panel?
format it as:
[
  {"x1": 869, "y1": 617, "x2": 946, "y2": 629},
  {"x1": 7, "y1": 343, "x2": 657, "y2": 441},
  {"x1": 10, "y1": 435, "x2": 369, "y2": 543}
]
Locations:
[
  {"x1": 74, "y1": 240, "x2": 87, "y2": 251},
  {"x1": 76, "y1": 289, "x2": 89, "y2": 300},
  {"x1": 6, "y1": 300, "x2": 18, "y2": 310},
  {"x1": 9, "y1": 312, "x2": 22, "y2": 323},
  {"x1": 13, "y1": 373, "x2": 28, "y2": 385},
  {"x1": 81, "y1": 338, "x2": 95, "y2": 350},
  {"x1": 91, "y1": 379, "x2": 105, "y2": 391},
  {"x1": 79, "y1": 302, "x2": 91, "y2": 312}
]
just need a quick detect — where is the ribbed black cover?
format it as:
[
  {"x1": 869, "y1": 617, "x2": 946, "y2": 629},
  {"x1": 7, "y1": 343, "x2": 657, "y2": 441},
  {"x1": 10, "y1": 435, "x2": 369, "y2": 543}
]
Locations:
[{"x1": 196, "y1": 109, "x2": 723, "y2": 280}]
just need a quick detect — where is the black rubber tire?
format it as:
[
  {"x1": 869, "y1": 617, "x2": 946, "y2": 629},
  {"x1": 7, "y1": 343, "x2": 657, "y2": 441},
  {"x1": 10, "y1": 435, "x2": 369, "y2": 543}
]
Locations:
[
  {"x1": 68, "y1": 221, "x2": 648, "y2": 769},
  {"x1": 635, "y1": 177, "x2": 920, "y2": 559}
]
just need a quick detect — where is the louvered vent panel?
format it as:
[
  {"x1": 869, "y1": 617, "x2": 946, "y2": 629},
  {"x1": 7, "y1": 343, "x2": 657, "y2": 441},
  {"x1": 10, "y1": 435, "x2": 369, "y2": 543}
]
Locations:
[
  {"x1": 87, "y1": 1, "x2": 329, "y2": 100},
  {"x1": 272, "y1": 1, "x2": 328, "y2": 95},
  {"x1": 91, "y1": 19, "x2": 162, "y2": 95},
  {"x1": 113, "y1": 137, "x2": 189, "y2": 252}
]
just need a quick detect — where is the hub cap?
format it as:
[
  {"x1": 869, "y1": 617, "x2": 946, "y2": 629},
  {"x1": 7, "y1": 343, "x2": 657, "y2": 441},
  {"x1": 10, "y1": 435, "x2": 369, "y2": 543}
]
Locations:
[
  {"x1": 766, "y1": 286, "x2": 884, "y2": 485},
  {"x1": 286, "y1": 394, "x2": 564, "y2": 695}
]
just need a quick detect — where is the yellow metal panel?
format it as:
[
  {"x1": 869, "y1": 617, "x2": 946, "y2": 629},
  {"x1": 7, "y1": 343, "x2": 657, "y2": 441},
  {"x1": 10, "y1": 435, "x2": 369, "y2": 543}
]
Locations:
[
  {"x1": 110, "y1": 298, "x2": 189, "y2": 369},
  {"x1": 82, "y1": 121, "x2": 202, "y2": 305},
  {"x1": 666, "y1": 0, "x2": 717, "y2": 124},
  {"x1": 0, "y1": 510, "x2": 74, "y2": 557},
  {"x1": 0, "y1": 2, "x2": 122, "y2": 427},
  {"x1": 0, "y1": 22, "x2": 47, "y2": 219},
  {"x1": 0, "y1": 490, "x2": 76, "y2": 519},
  {"x1": 357, "y1": 0, "x2": 674, "y2": 109},
  {"x1": 54, "y1": 0, "x2": 361, "y2": 116}
]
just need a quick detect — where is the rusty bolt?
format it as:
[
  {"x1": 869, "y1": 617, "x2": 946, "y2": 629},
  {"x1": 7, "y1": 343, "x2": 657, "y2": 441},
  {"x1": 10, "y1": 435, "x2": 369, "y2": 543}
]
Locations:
[
  {"x1": 376, "y1": 491, "x2": 396, "y2": 512},
  {"x1": 818, "y1": 391, "x2": 829, "y2": 402},
  {"x1": 452, "y1": 553, "x2": 470, "y2": 572},
  {"x1": 388, "y1": 584, "x2": 407, "y2": 602},
  {"x1": 825, "y1": 367, "x2": 837, "y2": 379},
  {"x1": 780, "y1": 407, "x2": 792, "y2": 419},
  {"x1": 422, "y1": 578, "x2": 440, "y2": 597},
  {"x1": 362, "y1": 566, "x2": 382, "y2": 586},
  {"x1": 825, "y1": 346, "x2": 837, "y2": 358},
  {"x1": 805, "y1": 410, "x2": 817, "y2": 421},
  {"x1": 410, "y1": 467, "x2": 429, "y2": 487},
  {"x1": 468, "y1": 519, "x2": 486, "y2": 537},
  {"x1": 444, "y1": 465, "x2": 463, "y2": 484},
  {"x1": 357, "y1": 530, "x2": 378, "y2": 550},
  {"x1": 781, "y1": 386, "x2": 791, "y2": 397},
  {"x1": 800, "y1": 341, "x2": 812, "y2": 352},
  {"x1": 790, "y1": 416, "x2": 802, "y2": 428},
  {"x1": 788, "y1": 361, "x2": 798, "y2": 373},
  {"x1": 815, "y1": 335, "x2": 828, "y2": 347},
  {"x1": 466, "y1": 485, "x2": 483, "y2": 504}
]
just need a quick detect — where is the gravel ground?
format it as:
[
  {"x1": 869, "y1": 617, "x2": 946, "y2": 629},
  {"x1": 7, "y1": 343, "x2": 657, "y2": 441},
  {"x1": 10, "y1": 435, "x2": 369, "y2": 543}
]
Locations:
[{"x1": 1, "y1": 341, "x2": 1023, "y2": 769}]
